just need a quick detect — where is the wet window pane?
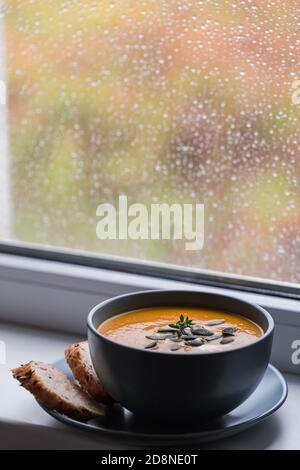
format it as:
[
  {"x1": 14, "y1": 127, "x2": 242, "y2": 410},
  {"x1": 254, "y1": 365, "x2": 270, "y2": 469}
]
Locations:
[{"x1": 1, "y1": 1, "x2": 300, "y2": 283}]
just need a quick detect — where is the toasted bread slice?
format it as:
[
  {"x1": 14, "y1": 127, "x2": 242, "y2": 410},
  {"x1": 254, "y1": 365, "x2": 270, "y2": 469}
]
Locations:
[
  {"x1": 12, "y1": 361, "x2": 105, "y2": 421},
  {"x1": 65, "y1": 341, "x2": 111, "y2": 403}
]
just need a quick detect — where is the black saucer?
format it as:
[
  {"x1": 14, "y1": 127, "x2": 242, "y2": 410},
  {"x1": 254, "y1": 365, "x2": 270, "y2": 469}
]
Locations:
[{"x1": 37, "y1": 359, "x2": 287, "y2": 446}]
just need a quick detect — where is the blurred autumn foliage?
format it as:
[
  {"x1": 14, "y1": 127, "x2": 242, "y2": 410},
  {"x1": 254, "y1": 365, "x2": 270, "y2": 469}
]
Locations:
[{"x1": 4, "y1": 0, "x2": 300, "y2": 282}]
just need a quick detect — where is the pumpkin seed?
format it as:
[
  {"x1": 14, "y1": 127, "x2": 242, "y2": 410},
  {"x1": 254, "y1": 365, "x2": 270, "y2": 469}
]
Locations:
[
  {"x1": 183, "y1": 327, "x2": 192, "y2": 335},
  {"x1": 145, "y1": 335, "x2": 165, "y2": 341},
  {"x1": 158, "y1": 327, "x2": 179, "y2": 333},
  {"x1": 192, "y1": 327, "x2": 214, "y2": 336},
  {"x1": 144, "y1": 341, "x2": 157, "y2": 349},
  {"x1": 222, "y1": 326, "x2": 237, "y2": 336},
  {"x1": 182, "y1": 334, "x2": 197, "y2": 340},
  {"x1": 191, "y1": 323, "x2": 201, "y2": 329},
  {"x1": 220, "y1": 337, "x2": 234, "y2": 345},
  {"x1": 164, "y1": 333, "x2": 178, "y2": 339},
  {"x1": 206, "y1": 319, "x2": 225, "y2": 326},
  {"x1": 188, "y1": 339, "x2": 204, "y2": 347},
  {"x1": 206, "y1": 333, "x2": 223, "y2": 341},
  {"x1": 170, "y1": 345, "x2": 182, "y2": 351}
]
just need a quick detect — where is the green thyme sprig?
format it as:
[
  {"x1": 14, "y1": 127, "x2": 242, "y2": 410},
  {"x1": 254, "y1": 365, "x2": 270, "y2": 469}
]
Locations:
[{"x1": 169, "y1": 314, "x2": 193, "y2": 334}]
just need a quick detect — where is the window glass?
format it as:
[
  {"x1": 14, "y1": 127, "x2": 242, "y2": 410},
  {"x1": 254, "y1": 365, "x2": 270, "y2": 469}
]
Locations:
[{"x1": 2, "y1": 1, "x2": 300, "y2": 283}]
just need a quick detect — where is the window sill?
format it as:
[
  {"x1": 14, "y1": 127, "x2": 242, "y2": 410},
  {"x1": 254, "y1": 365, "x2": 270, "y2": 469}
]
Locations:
[{"x1": 1, "y1": 320, "x2": 299, "y2": 450}]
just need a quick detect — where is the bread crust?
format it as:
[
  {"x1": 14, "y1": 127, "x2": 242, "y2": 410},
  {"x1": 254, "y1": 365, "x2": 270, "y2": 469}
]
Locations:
[
  {"x1": 12, "y1": 361, "x2": 105, "y2": 421},
  {"x1": 65, "y1": 341, "x2": 111, "y2": 403}
]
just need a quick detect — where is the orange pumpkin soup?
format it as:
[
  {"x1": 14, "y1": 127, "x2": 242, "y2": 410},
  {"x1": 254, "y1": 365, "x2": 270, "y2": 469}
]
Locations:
[{"x1": 99, "y1": 307, "x2": 262, "y2": 353}]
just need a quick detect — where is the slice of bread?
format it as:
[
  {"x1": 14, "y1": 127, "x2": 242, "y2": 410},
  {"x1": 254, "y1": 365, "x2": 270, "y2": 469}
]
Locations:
[
  {"x1": 12, "y1": 361, "x2": 105, "y2": 421},
  {"x1": 65, "y1": 341, "x2": 111, "y2": 403}
]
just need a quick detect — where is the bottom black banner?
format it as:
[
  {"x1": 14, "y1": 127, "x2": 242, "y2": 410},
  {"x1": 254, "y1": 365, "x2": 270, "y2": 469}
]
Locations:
[{"x1": 1, "y1": 449, "x2": 297, "y2": 465}]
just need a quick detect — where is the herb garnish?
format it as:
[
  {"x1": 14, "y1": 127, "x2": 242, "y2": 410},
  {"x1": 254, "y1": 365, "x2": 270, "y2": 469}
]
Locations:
[{"x1": 169, "y1": 314, "x2": 193, "y2": 334}]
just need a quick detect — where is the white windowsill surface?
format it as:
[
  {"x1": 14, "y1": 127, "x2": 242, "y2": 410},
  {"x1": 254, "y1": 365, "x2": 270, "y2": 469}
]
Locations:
[{"x1": 1, "y1": 320, "x2": 299, "y2": 450}]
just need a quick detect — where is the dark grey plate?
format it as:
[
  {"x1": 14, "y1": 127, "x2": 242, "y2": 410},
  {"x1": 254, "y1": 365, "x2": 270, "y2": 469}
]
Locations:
[{"x1": 38, "y1": 359, "x2": 287, "y2": 446}]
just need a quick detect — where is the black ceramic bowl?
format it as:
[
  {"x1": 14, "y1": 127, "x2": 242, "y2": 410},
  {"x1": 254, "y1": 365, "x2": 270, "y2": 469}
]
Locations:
[{"x1": 87, "y1": 290, "x2": 274, "y2": 422}]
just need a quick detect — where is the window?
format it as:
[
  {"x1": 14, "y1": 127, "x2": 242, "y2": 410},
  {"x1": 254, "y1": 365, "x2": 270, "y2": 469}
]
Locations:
[{"x1": 1, "y1": 1, "x2": 300, "y2": 285}]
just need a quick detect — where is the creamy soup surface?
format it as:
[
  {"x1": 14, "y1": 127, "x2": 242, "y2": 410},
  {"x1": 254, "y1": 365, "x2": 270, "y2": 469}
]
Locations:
[{"x1": 99, "y1": 307, "x2": 263, "y2": 353}]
